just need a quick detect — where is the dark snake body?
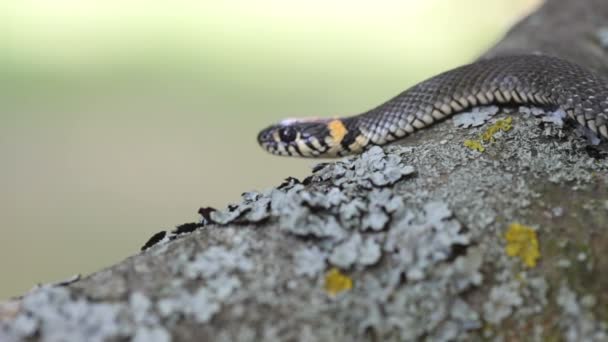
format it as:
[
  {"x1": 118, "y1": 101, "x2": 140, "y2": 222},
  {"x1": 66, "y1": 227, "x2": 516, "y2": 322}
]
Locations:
[{"x1": 257, "y1": 55, "x2": 608, "y2": 157}]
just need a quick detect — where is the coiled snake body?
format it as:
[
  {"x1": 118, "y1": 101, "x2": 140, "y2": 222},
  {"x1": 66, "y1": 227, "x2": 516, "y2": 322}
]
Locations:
[{"x1": 257, "y1": 55, "x2": 608, "y2": 157}]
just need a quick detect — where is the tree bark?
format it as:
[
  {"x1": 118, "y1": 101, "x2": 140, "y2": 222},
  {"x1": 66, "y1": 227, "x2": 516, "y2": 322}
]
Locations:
[{"x1": 2, "y1": 0, "x2": 608, "y2": 341}]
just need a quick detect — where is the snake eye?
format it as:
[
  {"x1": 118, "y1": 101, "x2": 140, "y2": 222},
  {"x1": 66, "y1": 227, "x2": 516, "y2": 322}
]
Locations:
[{"x1": 279, "y1": 126, "x2": 298, "y2": 142}]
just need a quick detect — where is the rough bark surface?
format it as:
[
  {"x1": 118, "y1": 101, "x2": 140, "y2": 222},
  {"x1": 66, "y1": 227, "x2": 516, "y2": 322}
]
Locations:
[{"x1": 2, "y1": 0, "x2": 608, "y2": 341}]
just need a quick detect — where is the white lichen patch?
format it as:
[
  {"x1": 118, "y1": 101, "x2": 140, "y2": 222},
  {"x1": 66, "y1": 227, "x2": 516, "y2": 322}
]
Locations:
[
  {"x1": 556, "y1": 284, "x2": 607, "y2": 341},
  {"x1": 329, "y1": 233, "x2": 381, "y2": 268},
  {"x1": 196, "y1": 148, "x2": 415, "y2": 244},
  {"x1": 38, "y1": 226, "x2": 245, "y2": 338},
  {"x1": 436, "y1": 246, "x2": 484, "y2": 292},
  {"x1": 158, "y1": 285, "x2": 225, "y2": 323},
  {"x1": 182, "y1": 245, "x2": 253, "y2": 279},
  {"x1": 542, "y1": 108, "x2": 567, "y2": 126},
  {"x1": 155, "y1": 244, "x2": 254, "y2": 324},
  {"x1": 483, "y1": 282, "x2": 523, "y2": 324},
  {"x1": 294, "y1": 246, "x2": 327, "y2": 278},
  {"x1": 385, "y1": 201, "x2": 469, "y2": 280},
  {"x1": 453, "y1": 105, "x2": 500, "y2": 128},
  {"x1": 313, "y1": 146, "x2": 416, "y2": 189},
  {"x1": 130, "y1": 292, "x2": 170, "y2": 342},
  {"x1": 0, "y1": 286, "x2": 128, "y2": 342}
]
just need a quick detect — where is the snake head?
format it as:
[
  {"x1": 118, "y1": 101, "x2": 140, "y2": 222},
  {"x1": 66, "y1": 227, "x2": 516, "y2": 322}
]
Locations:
[{"x1": 257, "y1": 118, "x2": 338, "y2": 157}]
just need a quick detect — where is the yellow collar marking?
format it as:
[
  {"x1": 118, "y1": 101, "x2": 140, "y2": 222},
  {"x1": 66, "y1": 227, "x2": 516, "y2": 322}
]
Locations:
[
  {"x1": 325, "y1": 119, "x2": 348, "y2": 156},
  {"x1": 328, "y1": 120, "x2": 348, "y2": 145}
]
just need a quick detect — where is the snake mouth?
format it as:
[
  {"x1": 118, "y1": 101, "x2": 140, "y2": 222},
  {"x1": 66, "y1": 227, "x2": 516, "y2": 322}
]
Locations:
[
  {"x1": 256, "y1": 127, "x2": 274, "y2": 148},
  {"x1": 257, "y1": 124, "x2": 296, "y2": 156},
  {"x1": 257, "y1": 120, "x2": 335, "y2": 157}
]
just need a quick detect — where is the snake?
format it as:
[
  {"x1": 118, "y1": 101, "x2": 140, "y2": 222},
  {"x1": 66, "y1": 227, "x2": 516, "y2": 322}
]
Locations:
[{"x1": 257, "y1": 55, "x2": 608, "y2": 157}]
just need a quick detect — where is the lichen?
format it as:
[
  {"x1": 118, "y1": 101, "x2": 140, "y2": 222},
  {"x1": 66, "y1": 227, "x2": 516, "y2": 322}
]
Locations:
[
  {"x1": 324, "y1": 268, "x2": 353, "y2": 296},
  {"x1": 312, "y1": 146, "x2": 416, "y2": 189},
  {"x1": 181, "y1": 245, "x2": 253, "y2": 280},
  {"x1": 481, "y1": 117, "x2": 513, "y2": 142},
  {"x1": 504, "y1": 223, "x2": 541, "y2": 268},
  {"x1": 154, "y1": 242, "x2": 254, "y2": 324},
  {"x1": 460, "y1": 115, "x2": 513, "y2": 153},
  {"x1": 329, "y1": 233, "x2": 381, "y2": 268},
  {"x1": 556, "y1": 284, "x2": 607, "y2": 341},
  {"x1": 463, "y1": 139, "x2": 485, "y2": 152},
  {"x1": 453, "y1": 105, "x2": 499, "y2": 128},
  {"x1": 294, "y1": 246, "x2": 327, "y2": 278},
  {"x1": 483, "y1": 282, "x2": 523, "y2": 324},
  {"x1": 0, "y1": 286, "x2": 128, "y2": 342},
  {"x1": 385, "y1": 201, "x2": 469, "y2": 280}
]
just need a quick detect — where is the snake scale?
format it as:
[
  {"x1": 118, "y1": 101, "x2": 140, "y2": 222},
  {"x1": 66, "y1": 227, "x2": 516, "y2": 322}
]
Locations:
[{"x1": 257, "y1": 55, "x2": 608, "y2": 157}]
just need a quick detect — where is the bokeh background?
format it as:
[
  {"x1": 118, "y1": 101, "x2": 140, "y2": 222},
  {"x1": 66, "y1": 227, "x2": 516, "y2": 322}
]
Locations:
[{"x1": 1, "y1": 0, "x2": 540, "y2": 300}]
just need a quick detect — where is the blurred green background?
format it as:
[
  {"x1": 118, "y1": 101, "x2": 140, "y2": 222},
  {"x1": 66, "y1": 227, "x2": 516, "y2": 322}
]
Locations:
[{"x1": 1, "y1": 0, "x2": 539, "y2": 299}]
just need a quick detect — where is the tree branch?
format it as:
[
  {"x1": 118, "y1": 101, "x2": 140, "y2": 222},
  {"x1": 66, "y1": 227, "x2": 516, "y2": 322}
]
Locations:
[{"x1": 2, "y1": 1, "x2": 608, "y2": 341}]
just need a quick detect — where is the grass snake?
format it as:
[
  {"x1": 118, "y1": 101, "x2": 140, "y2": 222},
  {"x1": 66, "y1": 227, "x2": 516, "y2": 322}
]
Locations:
[{"x1": 257, "y1": 55, "x2": 608, "y2": 157}]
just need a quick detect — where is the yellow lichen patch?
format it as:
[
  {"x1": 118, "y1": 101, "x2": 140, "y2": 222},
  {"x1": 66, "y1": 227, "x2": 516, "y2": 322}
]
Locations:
[
  {"x1": 504, "y1": 223, "x2": 540, "y2": 268},
  {"x1": 328, "y1": 119, "x2": 348, "y2": 145},
  {"x1": 464, "y1": 139, "x2": 485, "y2": 152},
  {"x1": 481, "y1": 117, "x2": 513, "y2": 142},
  {"x1": 324, "y1": 267, "x2": 353, "y2": 296},
  {"x1": 463, "y1": 116, "x2": 513, "y2": 152}
]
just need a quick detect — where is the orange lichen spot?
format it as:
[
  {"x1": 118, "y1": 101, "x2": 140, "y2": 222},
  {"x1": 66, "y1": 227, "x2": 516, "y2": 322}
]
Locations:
[
  {"x1": 504, "y1": 223, "x2": 540, "y2": 268},
  {"x1": 464, "y1": 139, "x2": 485, "y2": 152},
  {"x1": 481, "y1": 117, "x2": 513, "y2": 142},
  {"x1": 328, "y1": 120, "x2": 348, "y2": 144},
  {"x1": 324, "y1": 267, "x2": 353, "y2": 296}
]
